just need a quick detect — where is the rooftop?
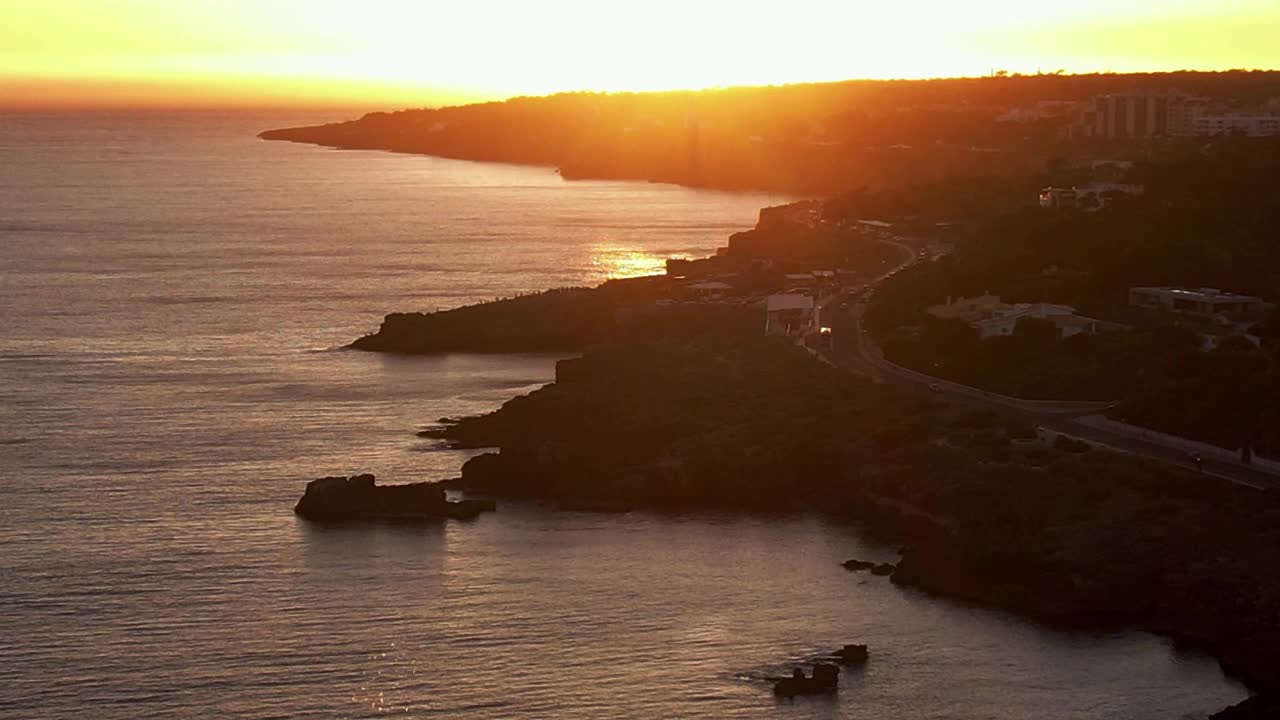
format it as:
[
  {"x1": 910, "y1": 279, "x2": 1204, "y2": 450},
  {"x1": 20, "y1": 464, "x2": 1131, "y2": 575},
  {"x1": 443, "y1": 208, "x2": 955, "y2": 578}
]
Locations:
[
  {"x1": 1133, "y1": 287, "x2": 1262, "y2": 303},
  {"x1": 766, "y1": 294, "x2": 815, "y2": 312}
]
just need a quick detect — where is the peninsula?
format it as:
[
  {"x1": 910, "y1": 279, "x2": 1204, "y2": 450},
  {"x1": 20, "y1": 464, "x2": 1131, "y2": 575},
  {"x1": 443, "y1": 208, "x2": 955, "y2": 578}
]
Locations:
[
  {"x1": 261, "y1": 71, "x2": 1280, "y2": 195},
  {"x1": 343, "y1": 198, "x2": 1279, "y2": 719},
  {"x1": 311, "y1": 82, "x2": 1280, "y2": 715}
]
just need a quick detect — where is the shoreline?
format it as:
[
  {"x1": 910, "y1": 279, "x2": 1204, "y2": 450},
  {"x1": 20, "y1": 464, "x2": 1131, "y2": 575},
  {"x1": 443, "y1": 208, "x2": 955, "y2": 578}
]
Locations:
[
  {"x1": 340, "y1": 195, "x2": 1278, "y2": 719},
  {"x1": 413, "y1": 333, "x2": 1277, "y2": 714},
  {"x1": 260, "y1": 131, "x2": 802, "y2": 195}
]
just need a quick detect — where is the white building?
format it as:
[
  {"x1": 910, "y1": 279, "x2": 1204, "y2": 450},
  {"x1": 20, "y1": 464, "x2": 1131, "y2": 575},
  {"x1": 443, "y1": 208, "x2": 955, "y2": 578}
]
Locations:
[
  {"x1": 1194, "y1": 111, "x2": 1280, "y2": 137},
  {"x1": 765, "y1": 294, "x2": 815, "y2": 337},
  {"x1": 972, "y1": 303, "x2": 1098, "y2": 339},
  {"x1": 1039, "y1": 187, "x2": 1078, "y2": 209},
  {"x1": 684, "y1": 281, "x2": 733, "y2": 299},
  {"x1": 1042, "y1": 184, "x2": 1143, "y2": 210},
  {"x1": 1073, "y1": 90, "x2": 1201, "y2": 139},
  {"x1": 929, "y1": 295, "x2": 1099, "y2": 339},
  {"x1": 1129, "y1": 287, "x2": 1264, "y2": 316}
]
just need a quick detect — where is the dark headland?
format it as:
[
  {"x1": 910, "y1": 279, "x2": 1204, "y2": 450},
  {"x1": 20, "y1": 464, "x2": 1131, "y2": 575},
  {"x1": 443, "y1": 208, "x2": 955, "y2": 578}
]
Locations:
[
  {"x1": 290, "y1": 75, "x2": 1280, "y2": 717},
  {"x1": 260, "y1": 71, "x2": 1280, "y2": 195}
]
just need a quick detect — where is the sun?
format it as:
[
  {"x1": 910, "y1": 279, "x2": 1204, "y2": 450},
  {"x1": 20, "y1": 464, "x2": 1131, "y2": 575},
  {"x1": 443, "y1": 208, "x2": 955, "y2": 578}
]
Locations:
[{"x1": 3, "y1": 0, "x2": 1279, "y2": 108}]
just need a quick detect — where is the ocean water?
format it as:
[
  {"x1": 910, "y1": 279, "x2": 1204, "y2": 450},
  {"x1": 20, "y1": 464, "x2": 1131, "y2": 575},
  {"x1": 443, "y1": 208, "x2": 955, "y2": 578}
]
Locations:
[{"x1": 0, "y1": 112, "x2": 1248, "y2": 719}]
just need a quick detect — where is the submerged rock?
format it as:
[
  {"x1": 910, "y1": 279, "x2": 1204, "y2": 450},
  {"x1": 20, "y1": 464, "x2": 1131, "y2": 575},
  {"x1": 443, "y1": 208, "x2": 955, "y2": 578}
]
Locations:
[{"x1": 294, "y1": 474, "x2": 495, "y2": 521}]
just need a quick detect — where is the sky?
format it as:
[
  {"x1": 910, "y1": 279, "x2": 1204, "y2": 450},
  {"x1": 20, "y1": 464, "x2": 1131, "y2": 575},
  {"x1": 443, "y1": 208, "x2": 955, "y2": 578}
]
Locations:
[{"x1": 2, "y1": 0, "x2": 1279, "y2": 109}]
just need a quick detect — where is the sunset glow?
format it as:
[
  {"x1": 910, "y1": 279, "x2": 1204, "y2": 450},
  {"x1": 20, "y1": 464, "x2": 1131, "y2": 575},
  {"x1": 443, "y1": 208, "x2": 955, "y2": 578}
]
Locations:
[{"x1": 2, "y1": 0, "x2": 1279, "y2": 109}]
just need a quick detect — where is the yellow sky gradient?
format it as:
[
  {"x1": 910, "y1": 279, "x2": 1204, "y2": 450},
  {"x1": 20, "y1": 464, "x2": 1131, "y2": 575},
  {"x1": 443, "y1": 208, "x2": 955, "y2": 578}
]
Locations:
[{"x1": 2, "y1": 0, "x2": 1279, "y2": 109}]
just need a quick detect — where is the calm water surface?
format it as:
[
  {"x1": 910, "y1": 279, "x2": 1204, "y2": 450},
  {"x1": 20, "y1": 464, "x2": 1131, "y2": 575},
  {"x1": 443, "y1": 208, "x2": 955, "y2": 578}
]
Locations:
[{"x1": 0, "y1": 112, "x2": 1248, "y2": 718}]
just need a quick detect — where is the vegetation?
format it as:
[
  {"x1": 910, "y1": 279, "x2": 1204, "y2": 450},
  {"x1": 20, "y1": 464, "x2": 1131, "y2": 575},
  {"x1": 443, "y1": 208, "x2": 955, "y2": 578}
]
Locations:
[
  {"x1": 350, "y1": 277, "x2": 759, "y2": 353},
  {"x1": 862, "y1": 139, "x2": 1280, "y2": 458},
  {"x1": 262, "y1": 71, "x2": 1280, "y2": 194},
  {"x1": 434, "y1": 332, "x2": 1280, "y2": 697}
]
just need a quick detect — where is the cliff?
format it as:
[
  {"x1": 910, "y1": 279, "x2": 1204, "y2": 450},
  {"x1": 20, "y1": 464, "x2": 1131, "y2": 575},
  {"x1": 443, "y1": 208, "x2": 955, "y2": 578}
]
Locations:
[
  {"x1": 431, "y1": 332, "x2": 1280, "y2": 701},
  {"x1": 348, "y1": 269, "x2": 774, "y2": 354}
]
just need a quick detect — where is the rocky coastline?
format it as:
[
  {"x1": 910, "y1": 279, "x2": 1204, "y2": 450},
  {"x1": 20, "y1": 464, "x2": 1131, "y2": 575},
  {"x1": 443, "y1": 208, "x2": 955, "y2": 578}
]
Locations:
[
  {"x1": 412, "y1": 332, "x2": 1280, "y2": 715},
  {"x1": 337, "y1": 206, "x2": 1279, "y2": 716}
]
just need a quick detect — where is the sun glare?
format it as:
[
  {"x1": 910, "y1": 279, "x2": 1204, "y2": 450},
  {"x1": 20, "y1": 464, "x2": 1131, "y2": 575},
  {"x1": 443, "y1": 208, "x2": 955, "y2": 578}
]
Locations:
[
  {"x1": 592, "y1": 246, "x2": 678, "y2": 280},
  {"x1": 1, "y1": 0, "x2": 1278, "y2": 108}
]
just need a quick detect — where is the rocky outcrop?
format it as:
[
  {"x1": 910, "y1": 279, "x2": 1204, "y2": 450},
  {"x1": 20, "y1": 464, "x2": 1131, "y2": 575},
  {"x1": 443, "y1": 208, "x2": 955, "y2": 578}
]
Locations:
[
  {"x1": 842, "y1": 559, "x2": 895, "y2": 576},
  {"x1": 832, "y1": 644, "x2": 869, "y2": 666},
  {"x1": 348, "y1": 287, "x2": 611, "y2": 354},
  {"x1": 1210, "y1": 694, "x2": 1280, "y2": 719},
  {"x1": 773, "y1": 663, "x2": 840, "y2": 698},
  {"x1": 294, "y1": 474, "x2": 495, "y2": 521},
  {"x1": 423, "y1": 328, "x2": 1280, "y2": 717}
]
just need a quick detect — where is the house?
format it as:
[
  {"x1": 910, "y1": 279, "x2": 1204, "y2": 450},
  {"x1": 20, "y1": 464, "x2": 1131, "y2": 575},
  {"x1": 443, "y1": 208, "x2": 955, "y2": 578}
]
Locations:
[
  {"x1": 856, "y1": 220, "x2": 894, "y2": 237},
  {"x1": 1039, "y1": 187, "x2": 1078, "y2": 210},
  {"x1": 1076, "y1": 183, "x2": 1144, "y2": 209},
  {"x1": 1041, "y1": 183, "x2": 1143, "y2": 211},
  {"x1": 927, "y1": 294, "x2": 1004, "y2": 323},
  {"x1": 765, "y1": 294, "x2": 815, "y2": 337},
  {"x1": 928, "y1": 295, "x2": 1099, "y2": 339},
  {"x1": 684, "y1": 281, "x2": 733, "y2": 299},
  {"x1": 1129, "y1": 287, "x2": 1264, "y2": 316},
  {"x1": 784, "y1": 273, "x2": 818, "y2": 288},
  {"x1": 972, "y1": 303, "x2": 1099, "y2": 339}
]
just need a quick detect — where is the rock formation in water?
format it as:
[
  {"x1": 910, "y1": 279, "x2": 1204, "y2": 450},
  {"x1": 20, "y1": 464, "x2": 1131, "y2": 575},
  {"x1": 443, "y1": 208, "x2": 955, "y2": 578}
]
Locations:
[
  {"x1": 294, "y1": 473, "x2": 495, "y2": 521},
  {"x1": 773, "y1": 663, "x2": 840, "y2": 697},
  {"x1": 832, "y1": 644, "x2": 869, "y2": 666}
]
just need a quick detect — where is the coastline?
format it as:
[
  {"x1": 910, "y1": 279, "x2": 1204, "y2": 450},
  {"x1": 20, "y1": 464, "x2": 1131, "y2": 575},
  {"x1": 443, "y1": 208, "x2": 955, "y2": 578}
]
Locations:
[
  {"x1": 259, "y1": 126, "x2": 772, "y2": 194},
  {"x1": 424, "y1": 334, "x2": 1278, "y2": 717},
  {"x1": 341, "y1": 206, "x2": 1280, "y2": 717}
]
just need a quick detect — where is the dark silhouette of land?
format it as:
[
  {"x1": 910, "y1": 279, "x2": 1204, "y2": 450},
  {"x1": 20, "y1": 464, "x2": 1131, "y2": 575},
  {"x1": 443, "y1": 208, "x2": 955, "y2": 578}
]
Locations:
[
  {"x1": 300, "y1": 74, "x2": 1280, "y2": 718},
  {"x1": 261, "y1": 71, "x2": 1280, "y2": 194}
]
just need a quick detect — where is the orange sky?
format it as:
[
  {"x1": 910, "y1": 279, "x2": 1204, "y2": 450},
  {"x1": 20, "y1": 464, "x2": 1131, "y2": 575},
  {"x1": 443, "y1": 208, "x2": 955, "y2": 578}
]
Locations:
[{"x1": 2, "y1": 0, "x2": 1279, "y2": 110}]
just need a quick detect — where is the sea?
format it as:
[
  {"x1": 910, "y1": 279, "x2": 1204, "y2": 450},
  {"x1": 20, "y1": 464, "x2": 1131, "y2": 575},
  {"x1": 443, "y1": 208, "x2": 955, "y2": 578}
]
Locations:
[{"x1": 0, "y1": 112, "x2": 1249, "y2": 719}]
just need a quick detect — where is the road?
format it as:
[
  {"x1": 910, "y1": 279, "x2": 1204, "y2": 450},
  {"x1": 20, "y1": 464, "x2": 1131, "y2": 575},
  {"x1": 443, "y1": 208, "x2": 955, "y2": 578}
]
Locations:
[{"x1": 817, "y1": 237, "x2": 1277, "y2": 490}]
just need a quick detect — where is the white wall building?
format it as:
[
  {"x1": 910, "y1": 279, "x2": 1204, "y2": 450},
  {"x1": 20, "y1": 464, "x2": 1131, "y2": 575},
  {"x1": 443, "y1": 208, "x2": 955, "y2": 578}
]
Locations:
[
  {"x1": 972, "y1": 303, "x2": 1099, "y2": 339},
  {"x1": 1194, "y1": 111, "x2": 1280, "y2": 137},
  {"x1": 765, "y1": 294, "x2": 815, "y2": 337},
  {"x1": 1129, "y1": 287, "x2": 1264, "y2": 316},
  {"x1": 929, "y1": 296, "x2": 1099, "y2": 339}
]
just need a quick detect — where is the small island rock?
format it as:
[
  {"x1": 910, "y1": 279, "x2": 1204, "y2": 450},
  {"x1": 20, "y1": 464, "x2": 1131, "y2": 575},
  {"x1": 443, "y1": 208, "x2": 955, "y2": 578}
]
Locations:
[
  {"x1": 773, "y1": 663, "x2": 839, "y2": 697},
  {"x1": 833, "y1": 644, "x2": 869, "y2": 665},
  {"x1": 294, "y1": 474, "x2": 495, "y2": 522}
]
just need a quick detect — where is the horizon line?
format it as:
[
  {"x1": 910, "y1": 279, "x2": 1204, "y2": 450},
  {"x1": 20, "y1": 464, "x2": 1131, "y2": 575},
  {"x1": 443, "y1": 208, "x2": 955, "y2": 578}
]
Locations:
[{"x1": 4, "y1": 67, "x2": 1280, "y2": 114}]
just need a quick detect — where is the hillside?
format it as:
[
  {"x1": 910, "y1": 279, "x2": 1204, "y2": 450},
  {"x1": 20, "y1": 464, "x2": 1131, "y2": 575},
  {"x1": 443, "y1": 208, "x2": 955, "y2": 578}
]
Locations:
[{"x1": 261, "y1": 71, "x2": 1280, "y2": 194}]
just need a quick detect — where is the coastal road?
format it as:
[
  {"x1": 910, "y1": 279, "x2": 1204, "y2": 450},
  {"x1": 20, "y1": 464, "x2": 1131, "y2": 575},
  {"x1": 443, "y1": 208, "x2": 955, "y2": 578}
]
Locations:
[{"x1": 820, "y1": 238, "x2": 1278, "y2": 490}]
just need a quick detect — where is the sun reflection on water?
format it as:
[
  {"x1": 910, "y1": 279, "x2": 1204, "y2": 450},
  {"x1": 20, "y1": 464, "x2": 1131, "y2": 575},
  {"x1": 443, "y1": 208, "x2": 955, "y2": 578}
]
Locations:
[{"x1": 592, "y1": 245, "x2": 690, "y2": 279}]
